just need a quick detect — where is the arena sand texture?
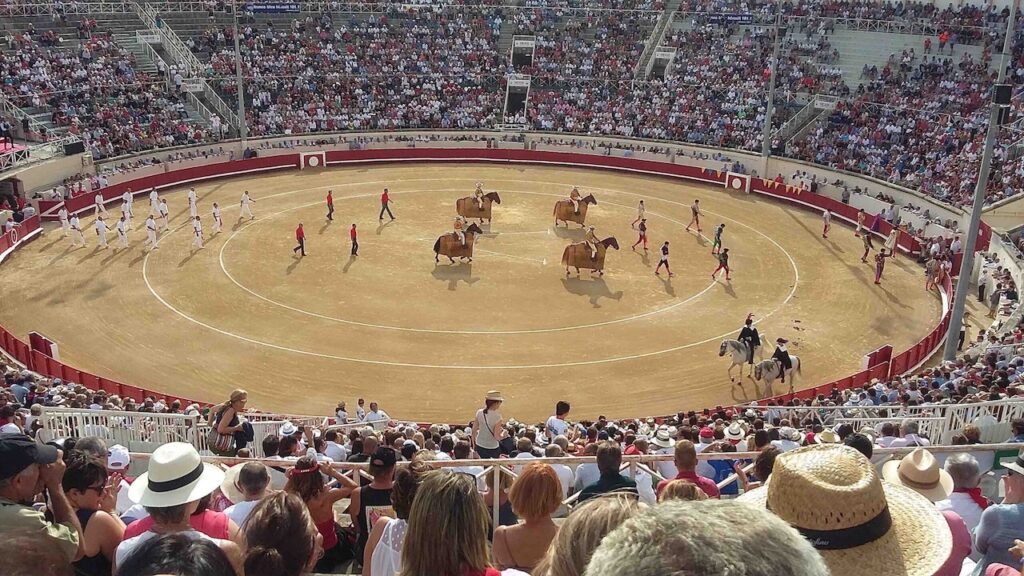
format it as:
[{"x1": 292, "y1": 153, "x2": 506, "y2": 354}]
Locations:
[{"x1": 0, "y1": 164, "x2": 942, "y2": 422}]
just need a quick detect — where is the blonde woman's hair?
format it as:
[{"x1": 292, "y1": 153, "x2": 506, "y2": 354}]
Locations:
[
  {"x1": 483, "y1": 466, "x2": 513, "y2": 493},
  {"x1": 532, "y1": 494, "x2": 642, "y2": 576},
  {"x1": 228, "y1": 389, "x2": 247, "y2": 405},
  {"x1": 398, "y1": 471, "x2": 492, "y2": 576},
  {"x1": 657, "y1": 480, "x2": 709, "y2": 503}
]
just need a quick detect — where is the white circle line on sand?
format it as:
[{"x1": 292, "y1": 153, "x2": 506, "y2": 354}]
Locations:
[
  {"x1": 210, "y1": 188, "x2": 721, "y2": 334},
  {"x1": 140, "y1": 177, "x2": 800, "y2": 367}
]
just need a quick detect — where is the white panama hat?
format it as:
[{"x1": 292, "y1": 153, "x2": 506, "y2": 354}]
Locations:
[{"x1": 128, "y1": 442, "x2": 224, "y2": 508}]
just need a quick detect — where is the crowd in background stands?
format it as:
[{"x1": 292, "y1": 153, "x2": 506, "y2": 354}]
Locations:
[
  {"x1": 1, "y1": 27, "x2": 214, "y2": 159},
  {"x1": 7, "y1": 1, "x2": 1024, "y2": 203}
]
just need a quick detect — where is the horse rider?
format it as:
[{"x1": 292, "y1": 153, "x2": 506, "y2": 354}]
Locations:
[
  {"x1": 772, "y1": 338, "x2": 793, "y2": 384},
  {"x1": 584, "y1": 225, "x2": 600, "y2": 260},
  {"x1": 738, "y1": 313, "x2": 759, "y2": 367},
  {"x1": 570, "y1": 186, "x2": 582, "y2": 214},
  {"x1": 454, "y1": 215, "x2": 468, "y2": 246},
  {"x1": 474, "y1": 182, "x2": 486, "y2": 211}
]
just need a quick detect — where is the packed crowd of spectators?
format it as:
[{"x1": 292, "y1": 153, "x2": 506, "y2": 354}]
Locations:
[
  {"x1": 1, "y1": 28, "x2": 215, "y2": 159},
  {"x1": 10, "y1": 1, "x2": 1024, "y2": 208},
  {"x1": 3, "y1": 380, "x2": 1024, "y2": 576}
]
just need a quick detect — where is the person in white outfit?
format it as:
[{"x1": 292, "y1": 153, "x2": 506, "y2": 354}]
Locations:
[
  {"x1": 240, "y1": 191, "x2": 255, "y2": 220},
  {"x1": 95, "y1": 216, "x2": 110, "y2": 248},
  {"x1": 57, "y1": 206, "x2": 70, "y2": 236},
  {"x1": 120, "y1": 199, "x2": 132, "y2": 231},
  {"x1": 158, "y1": 199, "x2": 169, "y2": 230},
  {"x1": 144, "y1": 215, "x2": 158, "y2": 250},
  {"x1": 94, "y1": 192, "x2": 107, "y2": 217},
  {"x1": 935, "y1": 453, "x2": 986, "y2": 535},
  {"x1": 115, "y1": 216, "x2": 129, "y2": 249},
  {"x1": 149, "y1": 188, "x2": 160, "y2": 215},
  {"x1": 69, "y1": 214, "x2": 86, "y2": 246},
  {"x1": 121, "y1": 189, "x2": 134, "y2": 222},
  {"x1": 188, "y1": 188, "x2": 198, "y2": 218},
  {"x1": 212, "y1": 202, "x2": 222, "y2": 233},
  {"x1": 192, "y1": 216, "x2": 204, "y2": 249},
  {"x1": 365, "y1": 462, "x2": 421, "y2": 576}
]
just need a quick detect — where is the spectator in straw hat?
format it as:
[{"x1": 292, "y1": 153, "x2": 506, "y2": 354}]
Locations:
[
  {"x1": 724, "y1": 422, "x2": 746, "y2": 445},
  {"x1": 813, "y1": 429, "x2": 841, "y2": 444},
  {"x1": 973, "y1": 451, "x2": 1024, "y2": 573},
  {"x1": 738, "y1": 444, "x2": 952, "y2": 576},
  {"x1": 585, "y1": 500, "x2": 829, "y2": 576},
  {"x1": 651, "y1": 428, "x2": 677, "y2": 480},
  {"x1": 114, "y1": 442, "x2": 241, "y2": 572},
  {"x1": 471, "y1": 391, "x2": 505, "y2": 459},
  {"x1": 771, "y1": 427, "x2": 803, "y2": 452},
  {"x1": 882, "y1": 449, "x2": 971, "y2": 576}
]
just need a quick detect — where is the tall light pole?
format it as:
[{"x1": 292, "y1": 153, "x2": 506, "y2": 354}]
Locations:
[
  {"x1": 233, "y1": 0, "x2": 247, "y2": 145},
  {"x1": 760, "y1": 8, "x2": 782, "y2": 159},
  {"x1": 942, "y1": 4, "x2": 1016, "y2": 361}
]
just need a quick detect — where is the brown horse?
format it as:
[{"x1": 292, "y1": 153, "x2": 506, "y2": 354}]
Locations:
[
  {"x1": 562, "y1": 237, "x2": 619, "y2": 276},
  {"x1": 553, "y1": 194, "x2": 597, "y2": 227},
  {"x1": 433, "y1": 222, "x2": 484, "y2": 263},
  {"x1": 456, "y1": 192, "x2": 501, "y2": 223}
]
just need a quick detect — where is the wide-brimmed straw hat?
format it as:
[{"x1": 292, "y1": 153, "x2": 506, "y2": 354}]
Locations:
[
  {"x1": 738, "y1": 444, "x2": 951, "y2": 576},
  {"x1": 814, "y1": 429, "x2": 840, "y2": 444},
  {"x1": 652, "y1": 428, "x2": 675, "y2": 449},
  {"x1": 882, "y1": 448, "x2": 954, "y2": 502},
  {"x1": 724, "y1": 422, "x2": 745, "y2": 441},
  {"x1": 485, "y1": 391, "x2": 504, "y2": 402},
  {"x1": 128, "y1": 442, "x2": 224, "y2": 508}
]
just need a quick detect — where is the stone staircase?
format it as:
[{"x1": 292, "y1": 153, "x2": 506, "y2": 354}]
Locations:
[
  {"x1": 634, "y1": 0, "x2": 683, "y2": 79},
  {"x1": 824, "y1": 27, "x2": 985, "y2": 92},
  {"x1": 112, "y1": 31, "x2": 207, "y2": 131}
]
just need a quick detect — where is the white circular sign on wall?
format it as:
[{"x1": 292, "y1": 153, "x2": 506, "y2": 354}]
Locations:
[{"x1": 307, "y1": 156, "x2": 321, "y2": 168}]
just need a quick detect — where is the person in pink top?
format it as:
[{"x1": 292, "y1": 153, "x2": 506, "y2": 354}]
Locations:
[{"x1": 655, "y1": 440, "x2": 720, "y2": 500}]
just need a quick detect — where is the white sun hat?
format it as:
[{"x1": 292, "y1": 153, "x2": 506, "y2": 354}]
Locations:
[{"x1": 128, "y1": 442, "x2": 224, "y2": 508}]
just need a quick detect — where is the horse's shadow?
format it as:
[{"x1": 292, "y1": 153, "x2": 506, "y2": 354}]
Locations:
[
  {"x1": 552, "y1": 226, "x2": 585, "y2": 241},
  {"x1": 560, "y1": 277, "x2": 624, "y2": 308},
  {"x1": 431, "y1": 262, "x2": 479, "y2": 291}
]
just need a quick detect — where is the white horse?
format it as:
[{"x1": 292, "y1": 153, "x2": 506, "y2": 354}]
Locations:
[
  {"x1": 753, "y1": 356, "x2": 802, "y2": 396},
  {"x1": 718, "y1": 334, "x2": 768, "y2": 382}
]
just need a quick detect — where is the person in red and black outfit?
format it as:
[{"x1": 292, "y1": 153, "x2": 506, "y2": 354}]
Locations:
[
  {"x1": 350, "y1": 223, "x2": 358, "y2": 256},
  {"x1": 655, "y1": 440, "x2": 720, "y2": 499},
  {"x1": 632, "y1": 218, "x2": 648, "y2": 251},
  {"x1": 326, "y1": 190, "x2": 334, "y2": 221},
  {"x1": 378, "y1": 188, "x2": 395, "y2": 221},
  {"x1": 293, "y1": 223, "x2": 306, "y2": 256}
]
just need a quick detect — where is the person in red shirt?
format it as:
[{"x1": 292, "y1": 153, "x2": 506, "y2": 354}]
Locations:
[
  {"x1": 326, "y1": 190, "x2": 334, "y2": 221},
  {"x1": 293, "y1": 223, "x2": 305, "y2": 257},
  {"x1": 378, "y1": 188, "x2": 395, "y2": 221},
  {"x1": 350, "y1": 223, "x2": 358, "y2": 256},
  {"x1": 655, "y1": 440, "x2": 720, "y2": 499}
]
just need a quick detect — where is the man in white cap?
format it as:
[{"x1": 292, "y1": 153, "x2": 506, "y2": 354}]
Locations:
[{"x1": 107, "y1": 444, "x2": 134, "y2": 514}]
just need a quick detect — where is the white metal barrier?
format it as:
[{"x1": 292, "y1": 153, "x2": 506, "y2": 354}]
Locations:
[{"x1": 39, "y1": 406, "x2": 200, "y2": 448}]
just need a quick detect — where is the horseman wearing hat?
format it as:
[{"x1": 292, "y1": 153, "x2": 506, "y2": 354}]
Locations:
[
  {"x1": 772, "y1": 338, "x2": 793, "y2": 384},
  {"x1": 569, "y1": 186, "x2": 582, "y2": 214},
  {"x1": 738, "y1": 313, "x2": 759, "y2": 366},
  {"x1": 584, "y1": 225, "x2": 600, "y2": 260},
  {"x1": 454, "y1": 215, "x2": 468, "y2": 246},
  {"x1": 474, "y1": 182, "x2": 486, "y2": 211}
]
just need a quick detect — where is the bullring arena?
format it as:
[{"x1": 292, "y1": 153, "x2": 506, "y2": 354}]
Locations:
[{"x1": 2, "y1": 157, "x2": 944, "y2": 421}]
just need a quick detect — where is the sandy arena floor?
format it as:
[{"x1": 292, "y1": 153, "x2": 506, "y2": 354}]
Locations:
[{"x1": 0, "y1": 164, "x2": 943, "y2": 422}]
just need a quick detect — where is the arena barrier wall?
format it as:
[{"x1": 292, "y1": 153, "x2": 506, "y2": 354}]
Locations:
[
  {"x1": 0, "y1": 214, "x2": 42, "y2": 264},
  {"x1": 1, "y1": 150, "x2": 968, "y2": 419}
]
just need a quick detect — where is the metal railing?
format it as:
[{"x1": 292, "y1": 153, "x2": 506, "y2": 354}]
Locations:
[
  {"x1": 0, "y1": 134, "x2": 83, "y2": 175},
  {"x1": 38, "y1": 406, "x2": 201, "y2": 447},
  {"x1": 137, "y1": 38, "x2": 218, "y2": 126},
  {"x1": 0, "y1": 93, "x2": 49, "y2": 142},
  {"x1": 134, "y1": 1, "x2": 239, "y2": 129}
]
